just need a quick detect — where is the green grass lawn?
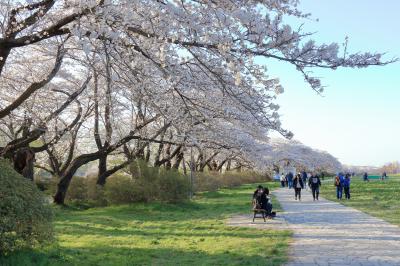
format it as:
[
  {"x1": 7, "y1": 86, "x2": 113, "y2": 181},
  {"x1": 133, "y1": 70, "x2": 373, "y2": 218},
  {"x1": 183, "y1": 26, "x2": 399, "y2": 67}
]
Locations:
[
  {"x1": 1, "y1": 182, "x2": 290, "y2": 266},
  {"x1": 320, "y1": 175, "x2": 400, "y2": 226}
]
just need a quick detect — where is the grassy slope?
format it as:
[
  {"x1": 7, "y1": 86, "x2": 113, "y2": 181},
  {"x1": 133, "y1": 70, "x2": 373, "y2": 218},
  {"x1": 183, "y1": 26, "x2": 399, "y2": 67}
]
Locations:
[
  {"x1": 320, "y1": 175, "x2": 400, "y2": 226},
  {"x1": 1, "y1": 182, "x2": 290, "y2": 266}
]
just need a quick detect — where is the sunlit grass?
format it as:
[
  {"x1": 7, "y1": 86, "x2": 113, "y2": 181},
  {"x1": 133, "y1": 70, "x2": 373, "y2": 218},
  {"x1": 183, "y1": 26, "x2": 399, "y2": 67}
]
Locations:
[
  {"x1": 1, "y1": 182, "x2": 290, "y2": 266},
  {"x1": 320, "y1": 175, "x2": 400, "y2": 226}
]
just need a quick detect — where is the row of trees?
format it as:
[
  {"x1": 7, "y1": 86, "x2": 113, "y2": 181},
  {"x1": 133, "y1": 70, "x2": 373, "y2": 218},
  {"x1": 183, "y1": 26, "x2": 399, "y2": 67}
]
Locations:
[
  {"x1": 380, "y1": 161, "x2": 400, "y2": 174},
  {"x1": 0, "y1": 1, "x2": 390, "y2": 204}
]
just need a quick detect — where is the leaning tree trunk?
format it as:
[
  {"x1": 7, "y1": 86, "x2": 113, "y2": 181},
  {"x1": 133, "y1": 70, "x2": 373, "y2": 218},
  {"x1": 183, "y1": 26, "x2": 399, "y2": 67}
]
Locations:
[
  {"x1": 173, "y1": 152, "x2": 184, "y2": 169},
  {"x1": 54, "y1": 154, "x2": 99, "y2": 204}
]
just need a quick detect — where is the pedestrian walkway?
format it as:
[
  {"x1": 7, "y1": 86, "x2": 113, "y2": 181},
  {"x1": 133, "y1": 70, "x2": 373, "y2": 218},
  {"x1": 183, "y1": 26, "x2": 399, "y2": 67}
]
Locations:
[
  {"x1": 274, "y1": 188, "x2": 400, "y2": 266},
  {"x1": 227, "y1": 188, "x2": 400, "y2": 265}
]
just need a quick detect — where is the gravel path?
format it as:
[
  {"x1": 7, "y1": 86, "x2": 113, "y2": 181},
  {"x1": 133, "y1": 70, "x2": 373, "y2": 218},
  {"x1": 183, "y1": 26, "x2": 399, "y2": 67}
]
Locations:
[
  {"x1": 227, "y1": 188, "x2": 400, "y2": 266},
  {"x1": 275, "y1": 188, "x2": 400, "y2": 266}
]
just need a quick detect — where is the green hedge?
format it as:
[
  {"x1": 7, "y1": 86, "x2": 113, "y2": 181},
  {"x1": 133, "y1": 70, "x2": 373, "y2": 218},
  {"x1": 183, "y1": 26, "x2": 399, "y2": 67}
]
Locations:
[{"x1": 0, "y1": 159, "x2": 53, "y2": 254}]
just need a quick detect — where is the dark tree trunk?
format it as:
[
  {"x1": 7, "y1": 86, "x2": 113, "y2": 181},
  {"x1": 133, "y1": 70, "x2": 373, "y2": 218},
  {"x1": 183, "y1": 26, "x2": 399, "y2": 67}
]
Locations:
[
  {"x1": 173, "y1": 152, "x2": 184, "y2": 169},
  {"x1": 96, "y1": 155, "x2": 108, "y2": 185},
  {"x1": 54, "y1": 153, "x2": 100, "y2": 204},
  {"x1": 12, "y1": 147, "x2": 35, "y2": 180},
  {"x1": 145, "y1": 144, "x2": 150, "y2": 162},
  {"x1": 182, "y1": 154, "x2": 187, "y2": 175},
  {"x1": 216, "y1": 159, "x2": 228, "y2": 172},
  {"x1": 164, "y1": 143, "x2": 171, "y2": 169},
  {"x1": 53, "y1": 171, "x2": 74, "y2": 205}
]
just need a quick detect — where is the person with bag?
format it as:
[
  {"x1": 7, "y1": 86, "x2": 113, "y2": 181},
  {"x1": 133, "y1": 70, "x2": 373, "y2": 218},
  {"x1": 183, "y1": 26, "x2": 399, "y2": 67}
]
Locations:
[
  {"x1": 309, "y1": 174, "x2": 322, "y2": 201},
  {"x1": 280, "y1": 173, "x2": 286, "y2": 187},
  {"x1": 293, "y1": 174, "x2": 304, "y2": 201},
  {"x1": 335, "y1": 173, "x2": 344, "y2": 200}
]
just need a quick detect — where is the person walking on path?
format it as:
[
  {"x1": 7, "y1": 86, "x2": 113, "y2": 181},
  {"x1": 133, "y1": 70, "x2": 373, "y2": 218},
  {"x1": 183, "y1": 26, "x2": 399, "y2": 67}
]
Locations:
[
  {"x1": 301, "y1": 171, "x2": 308, "y2": 191},
  {"x1": 293, "y1": 174, "x2": 304, "y2": 201},
  {"x1": 335, "y1": 174, "x2": 343, "y2": 200},
  {"x1": 309, "y1": 174, "x2": 322, "y2": 201},
  {"x1": 287, "y1": 172, "x2": 294, "y2": 189},
  {"x1": 280, "y1": 173, "x2": 286, "y2": 188},
  {"x1": 343, "y1": 173, "x2": 351, "y2": 200}
]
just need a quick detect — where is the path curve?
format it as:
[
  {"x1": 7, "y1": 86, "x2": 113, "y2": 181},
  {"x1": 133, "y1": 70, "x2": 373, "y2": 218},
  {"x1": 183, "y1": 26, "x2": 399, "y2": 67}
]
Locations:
[{"x1": 275, "y1": 188, "x2": 400, "y2": 266}]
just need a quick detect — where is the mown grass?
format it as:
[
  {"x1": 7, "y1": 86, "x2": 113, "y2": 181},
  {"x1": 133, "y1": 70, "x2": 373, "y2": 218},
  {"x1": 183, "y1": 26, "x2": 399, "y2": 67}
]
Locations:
[
  {"x1": 320, "y1": 175, "x2": 400, "y2": 226},
  {"x1": 1, "y1": 182, "x2": 290, "y2": 266}
]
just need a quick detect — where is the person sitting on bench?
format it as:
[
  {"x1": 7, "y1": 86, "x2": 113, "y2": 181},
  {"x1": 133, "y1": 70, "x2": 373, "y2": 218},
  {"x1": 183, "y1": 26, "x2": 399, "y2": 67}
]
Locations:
[{"x1": 252, "y1": 185, "x2": 273, "y2": 218}]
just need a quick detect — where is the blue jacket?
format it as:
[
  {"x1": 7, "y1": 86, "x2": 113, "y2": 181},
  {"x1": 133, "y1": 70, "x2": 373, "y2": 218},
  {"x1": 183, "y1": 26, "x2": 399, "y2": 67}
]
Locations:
[
  {"x1": 287, "y1": 172, "x2": 294, "y2": 181},
  {"x1": 343, "y1": 177, "x2": 351, "y2": 188},
  {"x1": 339, "y1": 174, "x2": 345, "y2": 185}
]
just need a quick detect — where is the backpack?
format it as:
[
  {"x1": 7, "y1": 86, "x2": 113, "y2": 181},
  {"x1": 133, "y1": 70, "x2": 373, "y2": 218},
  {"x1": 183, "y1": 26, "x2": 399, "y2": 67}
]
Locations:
[{"x1": 334, "y1": 177, "x2": 340, "y2": 186}]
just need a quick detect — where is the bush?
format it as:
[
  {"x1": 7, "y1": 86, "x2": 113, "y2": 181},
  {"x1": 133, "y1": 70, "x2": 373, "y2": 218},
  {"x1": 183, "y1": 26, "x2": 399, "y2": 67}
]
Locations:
[
  {"x1": 0, "y1": 159, "x2": 53, "y2": 255},
  {"x1": 65, "y1": 176, "x2": 107, "y2": 206},
  {"x1": 65, "y1": 176, "x2": 88, "y2": 202},
  {"x1": 158, "y1": 168, "x2": 189, "y2": 202},
  {"x1": 104, "y1": 160, "x2": 189, "y2": 204},
  {"x1": 62, "y1": 161, "x2": 266, "y2": 205},
  {"x1": 194, "y1": 170, "x2": 269, "y2": 192},
  {"x1": 104, "y1": 174, "x2": 144, "y2": 204}
]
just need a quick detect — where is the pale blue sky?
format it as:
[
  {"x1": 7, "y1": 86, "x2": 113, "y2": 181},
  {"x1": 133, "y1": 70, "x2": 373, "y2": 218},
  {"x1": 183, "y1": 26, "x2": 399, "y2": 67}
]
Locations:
[{"x1": 266, "y1": 0, "x2": 400, "y2": 166}]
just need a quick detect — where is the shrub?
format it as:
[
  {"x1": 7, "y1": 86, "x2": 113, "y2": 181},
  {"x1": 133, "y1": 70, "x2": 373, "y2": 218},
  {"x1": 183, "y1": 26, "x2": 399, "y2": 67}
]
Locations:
[
  {"x1": 194, "y1": 170, "x2": 269, "y2": 192},
  {"x1": 34, "y1": 176, "x2": 58, "y2": 195},
  {"x1": 104, "y1": 160, "x2": 189, "y2": 204},
  {"x1": 104, "y1": 174, "x2": 144, "y2": 204},
  {"x1": 65, "y1": 175, "x2": 107, "y2": 206},
  {"x1": 0, "y1": 159, "x2": 53, "y2": 255},
  {"x1": 65, "y1": 176, "x2": 88, "y2": 202},
  {"x1": 158, "y1": 168, "x2": 189, "y2": 202}
]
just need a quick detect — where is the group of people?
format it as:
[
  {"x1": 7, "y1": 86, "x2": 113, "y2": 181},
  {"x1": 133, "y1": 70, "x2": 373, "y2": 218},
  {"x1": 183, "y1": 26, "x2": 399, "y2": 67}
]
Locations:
[
  {"x1": 275, "y1": 171, "x2": 322, "y2": 201},
  {"x1": 334, "y1": 173, "x2": 351, "y2": 200}
]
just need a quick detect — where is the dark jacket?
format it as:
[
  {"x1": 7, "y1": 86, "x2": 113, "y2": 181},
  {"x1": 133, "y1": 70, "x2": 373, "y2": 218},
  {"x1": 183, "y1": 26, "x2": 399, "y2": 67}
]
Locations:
[
  {"x1": 287, "y1": 172, "x2": 294, "y2": 181},
  {"x1": 253, "y1": 189, "x2": 269, "y2": 208},
  {"x1": 293, "y1": 177, "x2": 304, "y2": 189},
  {"x1": 309, "y1": 176, "x2": 321, "y2": 188},
  {"x1": 302, "y1": 171, "x2": 308, "y2": 181}
]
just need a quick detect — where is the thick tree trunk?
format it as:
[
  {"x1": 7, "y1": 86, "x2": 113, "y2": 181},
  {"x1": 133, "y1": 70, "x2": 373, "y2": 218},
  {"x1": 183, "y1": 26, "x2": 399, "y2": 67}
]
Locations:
[
  {"x1": 53, "y1": 154, "x2": 98, "y2": 204},
  {"x1": 12, "y1": 147, "x2": 35, "y2": 180},
  {"x1": 53, "y1": 172, "x2": 74, "y2": 205},
  {"x1": 96, "y1": 155, "x2": 108, "y2": 185}
]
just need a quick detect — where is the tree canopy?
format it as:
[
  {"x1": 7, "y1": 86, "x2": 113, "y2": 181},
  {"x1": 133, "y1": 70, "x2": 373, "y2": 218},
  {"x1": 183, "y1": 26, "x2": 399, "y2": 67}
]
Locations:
[{"x1": 0, "y1": 0, "x2": 392, "y2": 204}]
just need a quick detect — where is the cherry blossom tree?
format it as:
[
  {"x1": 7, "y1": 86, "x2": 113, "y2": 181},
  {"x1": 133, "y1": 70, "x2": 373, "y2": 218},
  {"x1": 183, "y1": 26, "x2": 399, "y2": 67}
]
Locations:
[{"x1": 0, "y1": 0, "x2": 394, "y2": 204}]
